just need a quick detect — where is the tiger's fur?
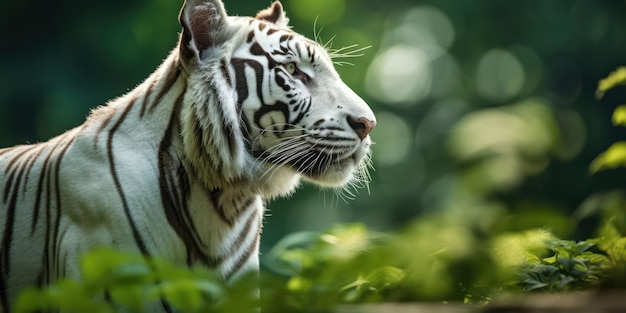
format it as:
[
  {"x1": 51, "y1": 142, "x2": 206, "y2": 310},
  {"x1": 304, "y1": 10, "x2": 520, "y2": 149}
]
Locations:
[{"x1": 0, "y1": 0, "x2": 376, "y2": 309}]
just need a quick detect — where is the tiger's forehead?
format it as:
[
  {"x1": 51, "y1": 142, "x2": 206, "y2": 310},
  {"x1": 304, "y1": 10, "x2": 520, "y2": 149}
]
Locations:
[{"x1": 239, "y1": 17, "x2": 322, "y2": 52}]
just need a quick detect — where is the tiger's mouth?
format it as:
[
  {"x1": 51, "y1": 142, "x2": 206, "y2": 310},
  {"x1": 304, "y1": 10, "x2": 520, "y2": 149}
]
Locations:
[
  {"x1": 282, "y1": 150, "x2": 343, "y2": 177},
  {"x1": 265, "y1": 142, "x2": 369, "y2": 186}
]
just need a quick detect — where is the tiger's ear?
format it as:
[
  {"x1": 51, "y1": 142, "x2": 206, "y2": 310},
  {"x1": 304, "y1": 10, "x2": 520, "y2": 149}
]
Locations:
[
  {"x1": 179, "y1": 0, "x2": 229, "y2": 60},
  {"x1": 256, "y1": 1, "x2": 290, "y2": 28}
]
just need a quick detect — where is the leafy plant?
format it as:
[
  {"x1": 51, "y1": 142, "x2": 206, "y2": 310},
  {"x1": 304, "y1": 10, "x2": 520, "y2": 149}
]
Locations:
[
  {"x1": 591, "y1": 67, "x2": 626, "y2": 172},
  {"x1": 12, "y1": 220, "x2": 626, "y2": 312},
  {"x1": 14, "y1": 248, "x2": 241, "y2": 313},
  {"x1": 518, "y1": 240, "x2": 610, "y2": 292}
]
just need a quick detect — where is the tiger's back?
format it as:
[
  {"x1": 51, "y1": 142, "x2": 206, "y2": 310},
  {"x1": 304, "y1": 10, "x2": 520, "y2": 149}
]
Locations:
[
  {"x1": 0, "y1": 68, "x2": 190, "y2": 304},
  {"x1": 0, "y1": 0, "x2": 376, "y2": 310}
]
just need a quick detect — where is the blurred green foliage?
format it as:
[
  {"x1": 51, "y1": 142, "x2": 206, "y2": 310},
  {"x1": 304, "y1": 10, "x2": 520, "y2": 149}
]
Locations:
[
  {"x1": 590, "y1": 68, "x2": 626, "y2": 173},
  {"x1": 596, "y1": 67, "x2": 626, "y2": 99},
  {"x1": 13, "y1": 219, "x2": 626, "y2": 312},
  {"x1": 14, "y1": 248, "x2": 251, "y2": 313}
]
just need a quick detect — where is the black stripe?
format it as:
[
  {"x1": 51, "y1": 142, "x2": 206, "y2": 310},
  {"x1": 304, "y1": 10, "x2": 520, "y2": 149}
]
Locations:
[
  {"x1": 2, "y1": 146, "x2": 35, "y2": 202},
  {"x1": 139, "y1": 77, "x2": 157, "y2": 118},
  {"x1": 107, "y1": 103, "x2": 150, "y2": 255},
  {"x1": 254, "y1": 101, "x2": 290, "y2": 134},
  {"x1": 4, "y1": 145, "x2": 35, "y2": 175},
  {"x1": 50, "y1": 132, "x2": 79, "y2": 282},
  {"x1": 220, "y1": 59, "x2": 232, "y2": 88},
  {"x1": 31, "y1": 145, "x2": 52, "y2": 235},
  {"x1": 0, "y1": 148, "x2": 15, "y2": 158},
  {"x1": 42, "y1": 133, "x2": 72, "y2": 285},
  {"x1": 231, "y1": 59, "x2": 249, "y2": 107},
  {"x1": 188, "y1": 109, "x2": 222, "y2": 175},
  {"x1": 160, "y1": 92, "x2": 210, "y2": 266},
  {"x1": 2, "y1": 165, "x2": 17, "y2": 204},
  {"x1": 212, "y1": 95, "x2": 238, "y2": 162},
  {"x1": 232, "y1": 57, "x2": 268, "y2": 151},
  {"x1": 93, "y1": 112, "x2": 115, "y2": 149},
  {"x1": 21, "y1": 145, "x2": 45, "y2": 195},
  {"x1": 0, "y1": 168, "x2": 20, "y2": 310},
  {"x1": 224, "y1": 213, "x2": 262, "y2": 280},
  {"x1": 0, "y1": 130, "x2": 72, "y2": 299},
  {"x1": 208, "y1": 191, "x2": 257, "y2": 228},
  {"x1": 58, "y1": 226, "x2": 70, "y2": 278},
  {"x1": 275, "y1": 70, "x2": 292, "y2": 92},
  {"x1": 38, "y1": 137, "x2": 68, "y2": 284},
  {"x1": 0, "y1": 162, "x2": 24, "y2": 309},
  {"x1": 208, "y1": 189, "x2": 229, "y2": 225},
  {"x1": 23, "y1": 147, "x2": 46, "y2": 235},
  {"x1": 231, "y1": 197, "x2": 255, "y2": 221},
  {"x1": 149, "y1": 65, "x2": 181, "y2": 114},
  {"x1": 208, "y1": 209, "x2": 258, "y2": 268}
]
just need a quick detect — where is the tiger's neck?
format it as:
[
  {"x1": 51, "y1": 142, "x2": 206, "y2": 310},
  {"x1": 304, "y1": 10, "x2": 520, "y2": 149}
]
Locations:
[{"x1": 127, "y1": 48, "x2": 301, "y2": 199}]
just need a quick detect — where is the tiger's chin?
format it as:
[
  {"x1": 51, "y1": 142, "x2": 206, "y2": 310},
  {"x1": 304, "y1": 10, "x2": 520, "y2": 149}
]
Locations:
[{"x1": 301, "y1": 166, "x2": 356, "y2": 187}]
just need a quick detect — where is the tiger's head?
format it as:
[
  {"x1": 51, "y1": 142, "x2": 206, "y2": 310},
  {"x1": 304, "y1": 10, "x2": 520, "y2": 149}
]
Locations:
[{"x1": 178, "y1": 0, "x2": 376, "y2": 196}]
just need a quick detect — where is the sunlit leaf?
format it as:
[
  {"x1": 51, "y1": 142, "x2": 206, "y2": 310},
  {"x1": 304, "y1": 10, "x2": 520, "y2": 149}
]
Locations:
[
  {"x1": 109, "y1": 285, "x2": 145, "y2": 312},
  {"x1": 589, "y1": 142, "x2": 626, "y2": 173},
  {"x1": 492, "y1": 229, "x2": 556, "y2": 267},
  {"x1": 14, "y1": 280, "x2": 113, "y2": 313},
  {"x1": 81, "y1": 248, "x2": 153, "y2": 287},
  {"x1": 155, "y1": 280, "x2": 209, "y2": 311},
  {"x1": 612, "y1": 105, "x2": 626, "y2": 126},
  {"x1": 263, "y1": 231, "x2": 321, "y2": 275},
  {"x1": 340, "y1": 266, "x2": 405, "y2": 302},
  {"x1": 596, "y1": 66, "x2": 626, "y2": 99}
]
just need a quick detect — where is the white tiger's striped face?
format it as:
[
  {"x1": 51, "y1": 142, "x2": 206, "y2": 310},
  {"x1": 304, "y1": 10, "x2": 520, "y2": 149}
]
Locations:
[
  {"x1": 233, "y1": 20, "x2": 376, "y2": 187},
  {"x1": 180, "y1": 0, "x2": 375, "y2": 191}
]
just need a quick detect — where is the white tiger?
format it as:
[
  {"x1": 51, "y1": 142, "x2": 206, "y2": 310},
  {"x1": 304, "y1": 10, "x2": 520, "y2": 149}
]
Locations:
[{"x1": 0, "y1": 0, "x2": 376, "y2": 310}]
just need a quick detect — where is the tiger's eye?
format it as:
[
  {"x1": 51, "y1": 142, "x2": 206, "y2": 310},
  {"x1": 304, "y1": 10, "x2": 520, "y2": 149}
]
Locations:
[{"x1": 285, "y1": 62, "x2": 296, "y2": 75}]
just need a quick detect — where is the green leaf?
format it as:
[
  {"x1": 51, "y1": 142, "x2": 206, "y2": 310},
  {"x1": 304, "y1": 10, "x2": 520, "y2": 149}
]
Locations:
[
  {"x1": 155, "y1": 280, "x2": 207, "y2": 311},
  {"x1": 339, "y1": 266, "x2": 405, "y2": 302},
  {"x1": 589, "y1": 142, "x2": 626, "y2": 173},
  {"x1": 13, "y1": 280, "x2": 113, "y2": 313},
  {"x1": 596, "y1": 66, "x2": 626, "y2": 99},
  {"x1": 612, "y1": 105, "x2": 626, "y2": 126},
  {"x1": 109, "y1": 285, "x2": 145, "y2": 312},
  {"x1": 81, "y1": 248, "x2": 153, "y2": 288}
]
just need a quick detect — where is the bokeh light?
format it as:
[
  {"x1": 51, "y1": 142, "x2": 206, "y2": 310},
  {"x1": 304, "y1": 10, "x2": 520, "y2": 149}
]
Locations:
[
  {"x1": 399, "y1": 6, "x2": 455, "y2": 50},
  {"x1": 475, "y1": 49, "x2": 526, "y2": 102},
  {"x1": 371, "y1": 111, "x2": 412, "y2": 166},
  {"x1": 365, "y1": 45, "x2": 431, "y2": 106},
  {"x1": 365, "y1": 6, "x2": 458, "y2": 107},
  {"x1": 448, "y1": 99, "x2": 559, "y2": 192}
]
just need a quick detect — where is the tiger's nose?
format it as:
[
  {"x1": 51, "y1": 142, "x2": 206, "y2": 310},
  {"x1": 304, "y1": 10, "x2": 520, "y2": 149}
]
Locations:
[{"x1": 347, "y1": 116, "x2": 377, "y2": 140}]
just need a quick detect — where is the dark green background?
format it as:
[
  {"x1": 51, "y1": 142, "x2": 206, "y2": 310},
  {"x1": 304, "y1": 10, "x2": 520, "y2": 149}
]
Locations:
[{"x1": 1, "y1": 0, "x2": 626, "y2": 255}]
